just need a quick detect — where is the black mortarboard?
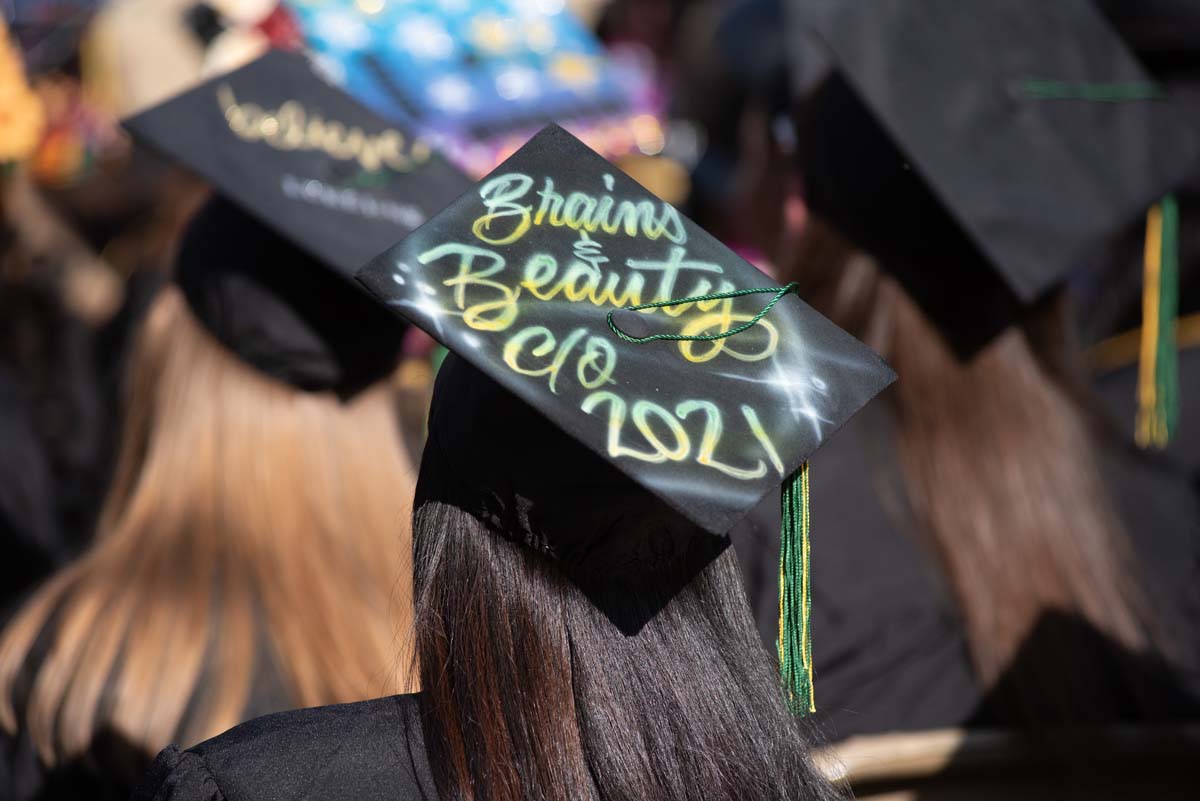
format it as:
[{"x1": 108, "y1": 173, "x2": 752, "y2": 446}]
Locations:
[
  {"x1": 123, "y1": 49, "x2": 473, "y2": 393},
  {"x1": 791, "y1": 0, "x2": 1200, "y2": 354},
  {"x1": 357, "y1": 124, "x2": 894, "y2": 709}
]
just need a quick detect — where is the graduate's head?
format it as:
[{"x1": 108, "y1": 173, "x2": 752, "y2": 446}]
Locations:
[
  {"x1": 780, "y1": 0, "x2": 1184, "y2": 725},
  {"x1": 356, "y1": 124, "x2": 891, "y2": 801},
  {"x1": 409, "y1": 485, "x2": 844, "y2": 801},
  {"x1": 412, "y1": 355, "x2": 730, "y2": 633},
  {"x1": 408, "y1": 366, "x2": 844, "y2": 801},
  {"x1": 792, "y1": 0, "x2": 1195, "y2": 359},
  {"x1": 0, "y1": 46, "x2": 476, "y2": 761}
]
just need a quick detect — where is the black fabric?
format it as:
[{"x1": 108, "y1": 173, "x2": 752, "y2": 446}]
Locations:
[
  {"x1": 417, "y1": 354, "x2": 731, "y2": 632},
  {"x1": 731, "y1": 399, "x2": 982, "y2": 739},
  {"x1": 793, "y1": 0, "x2": 1200, "y2": 355},
  {"x1": 0, "y1": 368, "x2": 64, "y2": 622},
  {"x1": 1093, "y1": 345, "x2": 1200, "y2": 481},
  {"x1": 175, "y1": 195, "x2": 404, "y2": 395},
  {"x1": 732, "y1": 396, "x2": 1200, "y2": 738},
  {"x1": 713, "y1": 0, "x2": 791, "y2": 107},
  {"x1": 1096, "y1": 436, "x2": 1200, "y2": 714},
  {"x1": 1097, "y1": 432, "x2": 1200, "y2": 689},
  {"x1": 0, "y1": 279, "x2": 111, "y2": 554},
  {"x1": 1, "y1": 726, "x2": 149, "y2": 801},
  {"x1": 799, "y1": 73, "x2": 1023, "y2": 355},
  {"x1": 131, "y1": 695, "x2": 438, "y2": 801},
  {"x1": 1099, "y1": 0, "x2": 1200, "y2": 59},
  {"x1": 0, "y1": 632, "x2": 298, "y2": 801}
]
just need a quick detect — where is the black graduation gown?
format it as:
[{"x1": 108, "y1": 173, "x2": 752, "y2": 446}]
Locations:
[
  {"x1": 732, "y1": 393, "x2": 1200, "y2": 740},
  {"x1": 731, "y1": 399, "x2": 981, "y2": 741},
  {"x1": 1092, "y1": 344, "x2": 1200, "y2": 482},
  {"x1": 2, "y1": 623, "x2": 297, "y2": 801},
  {"x1": 132, "y1": 695, "x2": 437, "y2": 801},
  {"x1": 0, "y1": 367, "x2": 64, "y2": 622}
]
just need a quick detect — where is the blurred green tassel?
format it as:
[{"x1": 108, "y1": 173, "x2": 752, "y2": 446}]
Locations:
[
  {"x1": 1137, "y1": 194, "x2": 1180, "y2": 448},
  {"x1": 778, "y1": 462, "x2": 814, "y2": 715},
  {"x1": 431, "y1": 344, "x2": 450, "y2": 375}
]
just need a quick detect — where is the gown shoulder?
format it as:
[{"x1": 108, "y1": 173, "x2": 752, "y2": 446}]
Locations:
[{"x1": 132, "y1": 694, "x2": 437, "y2": 801}]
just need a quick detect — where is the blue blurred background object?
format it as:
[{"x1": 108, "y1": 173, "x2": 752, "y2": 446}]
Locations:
[{"x1": 285, "y1": 0, "x2": 630, "y2": 137}]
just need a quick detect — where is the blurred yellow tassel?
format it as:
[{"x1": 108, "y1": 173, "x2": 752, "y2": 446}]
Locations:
[{"x1": 1137, "y1": 196, "x2": 1180, "y2": 448}]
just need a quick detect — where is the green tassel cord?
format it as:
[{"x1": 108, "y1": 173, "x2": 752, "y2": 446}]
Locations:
[
  {"x1": 609, "y1": 281, "x2": 817, "y2": 715},
  {"x1": 779, "y1": 463, "x2": 814, "y2": 714},
  {"x1": 1018, "y1": 78, "x2": 1166, "y2": 103},
  {"x1": 1137, "y1": 194, "x2": 1180, "y2": 448},
  {"x1": 431, "y1": 344, "x2": 450, "y2": 375},
  {"x1": 607, "y1": 282, "x2": 800, "y2": 344}
]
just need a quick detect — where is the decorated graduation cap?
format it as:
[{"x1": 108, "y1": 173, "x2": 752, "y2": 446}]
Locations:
[
  {"x1": 791, "y1": 0, "x2": 1198, "y2": 406},
  {"x1": 357, "y1": 124, "x2": 894, "y2": 711},
  {"x1": 123, "y1": 49, "x2": 472, "y2": 394}
]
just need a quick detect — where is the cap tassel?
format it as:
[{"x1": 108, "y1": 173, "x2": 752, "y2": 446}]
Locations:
[
  {"x1": 1137, "y1": 194, "x2": 1180, "y2": 448},
  {"x1": 779, "y1": 462, "x2": 814, "y2": 715},
  {"x1": 605, "y1": 281, "x2": 815, "y2": 712}
]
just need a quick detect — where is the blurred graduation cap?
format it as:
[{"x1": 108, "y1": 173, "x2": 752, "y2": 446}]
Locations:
[
  {"x1": 123, "y1": 49, "x2": 472, "y2": 395},
  {"x1": 790, "y1": 0, "x2": 1200, "y2": 356},
  {"x1": 357, "y1": 124, "x2": 894, "y2": 710}
]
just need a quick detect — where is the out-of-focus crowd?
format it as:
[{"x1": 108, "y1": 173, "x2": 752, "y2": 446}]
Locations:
[{"x1": 1, "y1": 2, "x2": 1199, "y2": 800}]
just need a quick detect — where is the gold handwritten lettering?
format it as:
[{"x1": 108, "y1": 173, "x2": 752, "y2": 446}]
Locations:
[
  {"x1": 581, "y1": 393, "x2": 783, "y2": 479},
  {"x1": 519, "y1": 245, "x2": 729, "y2": 316},
  {"x1": 419, "y1": 243, "x2": 520, "y2": 332},
  {"x1": 216, "y1": 85, "x2": 429, "y2": 173},
  {"x1": 582, "y1": 392, "x2": 672, "y2": 463},
  {"x1": 473, "y1": 172, "x2": 688, "y2": 246},
  {"x1": 625, "y1": 248, "x2": 725, "y2": 311},
  {"x1": 473, "y1": 174, "x2": 535, "y2": 245},
  {"x1": 631, "y1": 401, "x2": 690, "y2": 462},
  {"x1": 576, "y1": 337, "x2": 617, "y2": 388},
  {"x1": 503, "y1": 327, "x2": 590, "y2": 394},
  {"x1": 742, "y1": 404, "x2": 785, "y2": 477},
  {"x1": 678, "y1": 315, "x2": 779, "y2": 364},
  {"x1": 676, "y1": 400, "x2": 768, "y2": 480}
]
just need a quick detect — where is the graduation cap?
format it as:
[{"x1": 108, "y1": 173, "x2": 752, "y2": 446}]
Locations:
[
  {"x1": 123, "y1": 49, "x2": 473, "y2": 395},
  {"x1": 357, "y1": 124, "x2": 894, "y2": 711},
  {"x1": 791, "y1": 0, "x2": 1200, "y2": 357}
]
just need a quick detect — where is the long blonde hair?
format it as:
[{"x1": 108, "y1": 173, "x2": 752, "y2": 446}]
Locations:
[
  {"x1": 788, "y1": 221, "x2": 1167, "y2": 723},
  {"x1": 0, "y1": 286, "x2": 417, "y2": 764}
]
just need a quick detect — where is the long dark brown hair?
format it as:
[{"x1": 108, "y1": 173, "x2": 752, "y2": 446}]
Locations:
[
  {"x1": 787, "y1": 220, "x2": 1170, "y2": 724},
  {"x1": 411, "y1": 498, "x2": 843, "y2": 801}
]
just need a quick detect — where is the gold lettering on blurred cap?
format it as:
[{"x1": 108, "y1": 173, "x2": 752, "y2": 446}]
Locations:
[{"x1": 216, "y1": 84, "x2": 431, "y2": 173}]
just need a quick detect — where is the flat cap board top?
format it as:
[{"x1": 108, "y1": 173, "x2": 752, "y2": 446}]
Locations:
[
  {"x1": 123, "y1": 48, "x2": 471, "y2": 280},
  {"x1": 358, "y1": 125, "x2": 894, "y2": 536},
  {"x1": 804, "y1": 0, "x2": 1199, "y2": 303}
]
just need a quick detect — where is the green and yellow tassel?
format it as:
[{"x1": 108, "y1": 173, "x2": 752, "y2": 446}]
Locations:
[
  {"x1": 1137, "y1": 194, "x2": 1180, "y2": 448},
  {"x1": 779, "y1": 462, "x2": 814, "y2": 715},
  {"x1": 607, "y1": 283, "x2": 817, "y2": 714}
]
